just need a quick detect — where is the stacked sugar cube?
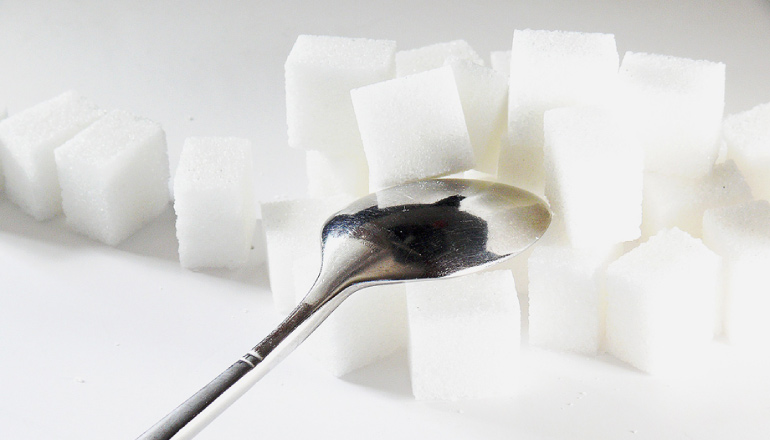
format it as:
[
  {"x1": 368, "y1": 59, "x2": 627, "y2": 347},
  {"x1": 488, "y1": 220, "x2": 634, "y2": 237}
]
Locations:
[
  {"x1": 501, "y1": 30, "x2": 620, "y2": 196},
  {"x1": 619, "y1": 52, "x2": 725, "y2": 179},
  {"x1": 721, "y1": 102, "x2": 770, "y2": 202},
  {"x1": 351, "y1": 65, "x2": 475, "y2": 190},
  {"x1": 446, "y1": 57, "x2": 508, "y2": 175},
  {"x1": 407, "y1": 271, "x2": 520, "y2": 400},
  {"x1": 285, "y1": 35, "x2": 397, "y2": 197},
  {"x1": 528, "y1": 225, "x2": 623, "y2": 355},
  {"x1": 605, "y1": 228, "x2": 721, "y2": 374},
  {"x1": 543, "y1": 105, "x2": 643, "y2": 248},
  {"x1": 703, "y1": 200, "x2": 770, "y2": 346}
]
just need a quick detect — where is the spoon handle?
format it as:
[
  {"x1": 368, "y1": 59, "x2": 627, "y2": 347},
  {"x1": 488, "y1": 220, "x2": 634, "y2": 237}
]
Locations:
[{"x1": 136, "y1": 285, "x2": 348, "y2": 440}]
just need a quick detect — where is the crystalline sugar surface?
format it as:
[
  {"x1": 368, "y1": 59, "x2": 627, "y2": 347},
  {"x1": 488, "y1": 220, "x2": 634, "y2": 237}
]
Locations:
[
  {"x1": 55, "y1": 109, "x2": 169, "y2": 245},
  {"x1": 0, "y1": 91, "x2": 104, "y2": 219},
  {"x1": 351, "y1": 66, "x2": 474, "y2": 190},
  {"x1": 605, "y1": 228, "x2": 720, "y2": 374},
  {"x1": 285, "y1": 35, "x2": 396, "y2": 154},
  {"x1": 174, "y1": 137, "x2": 256, "y2": 269},
  {"x1": 395, "y1": 39, "x2": 483, "y2": 77},
  {"x1": 618, "y1": 52, "x2": 725, "y2": 178},
  {"x1": 406, "y1": 270, "x2": 520, "y2": 400}
]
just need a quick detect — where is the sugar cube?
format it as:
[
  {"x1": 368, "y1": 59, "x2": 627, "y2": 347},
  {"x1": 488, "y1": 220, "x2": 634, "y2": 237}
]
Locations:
[
  {"x1": 543, "y1": 106, "x2": 643, "y2": 248},
  {"x1": 497, "y1": 131, "x2": 544, "y2": 197},
  {"x1": 406, "y1": 270, "x2": 520, "y2": 400},
  {"x1": 261, "y1": 195, "x2": 353, "y2": 313},
  {"x1": 446, "y1": 57, "x2": 508, "y2": 175},
  {"x1": 490, "y1": 50, "x2": 511, "y2": 78},
  {"x1": 722, "y1": 102, "x2": 770, "y2": 201},
  {"x1": 305, "y1": 149, "x2": 369, "y2": 198},
  {"x1": 395, "y1": 39, "x2": 483, "y2": 77},
  {"x1": 618, "y1": 52, "x2": 725, "y2": 178},
  {"x1": 642, "y1": 160, "x2": 753, "y2": 239},
  {"x1": 504, "y1": 30, "x2": 619, "y2": 194},
  {"x1": 0, "y1": 91, "x2": 104, "y2": 220},
  {"x1": 351, "y1": 66, "x2": 474, "y2": 190},
  {"x1": 528, "y1": 241, "x2": 622, "y2": 354},
  {"x1": 702, "y1": 200, "x2": 770, "y2": 345},
  {"x1": 54, "y1": 109, "x2": 170, "y2": 245},
  {"x1": 298, "y1": 282, "x2": 408, "y2": 377},
  {"x1": 285, "y1": 35, "x2": 396, "y2": 154},
  {"x1": 173, "y1": 137, "x2": 256, "y2": 269},
  {"x1": 605, "y1": 228, "x2": 721, "y2": 374}
]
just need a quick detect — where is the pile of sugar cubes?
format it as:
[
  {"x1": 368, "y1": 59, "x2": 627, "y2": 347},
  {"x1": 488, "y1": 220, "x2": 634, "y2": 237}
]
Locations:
[
  {"x1": 3, "y1": 28, "x2": 769, "y2": 401},
  {"x1": 275, "y1": 30, "x2": 770, "y2": 398}
]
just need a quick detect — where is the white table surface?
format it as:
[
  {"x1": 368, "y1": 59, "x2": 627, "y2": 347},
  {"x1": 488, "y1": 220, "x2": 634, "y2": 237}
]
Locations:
[{"x1": 1, "y1": 1, "x2": 770, "y2": 439}]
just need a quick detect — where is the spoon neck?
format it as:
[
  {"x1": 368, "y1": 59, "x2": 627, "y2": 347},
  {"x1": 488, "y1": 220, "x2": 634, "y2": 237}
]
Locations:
[{"x1": 305, "y1": 237, "x2": 390, "y2": 306}]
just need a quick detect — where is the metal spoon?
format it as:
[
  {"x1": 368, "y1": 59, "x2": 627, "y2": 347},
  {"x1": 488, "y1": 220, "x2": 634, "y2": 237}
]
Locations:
[{"x1": 137, "y1": 178, "x2": 551, "y2": 440}]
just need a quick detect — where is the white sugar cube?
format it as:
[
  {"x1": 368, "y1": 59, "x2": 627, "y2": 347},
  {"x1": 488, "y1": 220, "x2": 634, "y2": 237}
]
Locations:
[
  {"x1": 261, "y1": 195, "x2": 353, "y2": 313},
  {"x1": 298, "y1": 283, "x2": 408, "y2": 377},
  {"x1": 395, "y1": 39, "x2": 483, "y2": 77},
  {"x1": 490, "y1": 50, "x2": 511, "y2": 78},
  {"x1": 722, "y1": 102, "x2": 770, "y2": 201},
  {"x1": 351, "y1": 66, "x2": 474, "y2": 190},
  {"x1": 642, "y1": 160, "x2": 753, "y2": 239},
  {"x1": 703, "y1": 200, "x2": 770, "y2": 345},
  {"x1": 446, "y1": 57, "x2": 508, "y2": 175},
  {"x1": 619, "y1": 52, "x2": 725, "y2": 178},
  {"x1": 285, "y1": 35, "x2": 396, "y2": 154},
  {"x1": 497, "y1": 131, "x2": 544, "y2": 197},
  {"x1": 54, "y1": 109, "x2": 170, "y2": 245},
  {"x1": 406, "y1": 270, "x2": 520, "y2": 400},
  {"x1": 544, "y1": 106, "x2": 643, "y2": 248},
  {"x1": 305, "y1": 149, "x2": 369, "y2": 198},
  {"x1": 0, "y1": 91, "x2": 104, "y2": 220},
  {"x1": 606, "y1": 228, "x2": 720, "y2": 374},
  {"x1": 528, "y1": 242, "x2": 622, "y2": 354},
  {"x1": 173, "y1": 137, "x2": 256, "y2": 269},
  {"x1": 505, "y1": 30, "x2": 619, "y2": 194}
]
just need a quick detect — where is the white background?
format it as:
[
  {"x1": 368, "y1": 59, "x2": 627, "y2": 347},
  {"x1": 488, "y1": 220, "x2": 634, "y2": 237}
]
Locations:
[{"x1": 1, "y1": 1, "x2": 770, "y2": 439}]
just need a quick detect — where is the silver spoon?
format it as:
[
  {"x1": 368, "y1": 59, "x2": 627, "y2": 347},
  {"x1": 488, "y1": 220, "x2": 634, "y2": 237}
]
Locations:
[{"x1": 137, "y1": 178, "x2": 551, "y2": 440}]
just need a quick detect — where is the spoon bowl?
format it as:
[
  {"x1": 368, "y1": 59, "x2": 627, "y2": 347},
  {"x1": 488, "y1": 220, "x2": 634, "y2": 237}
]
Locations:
[{"x1": 137, "y1": 179, "x2": 551, "y2": 440}]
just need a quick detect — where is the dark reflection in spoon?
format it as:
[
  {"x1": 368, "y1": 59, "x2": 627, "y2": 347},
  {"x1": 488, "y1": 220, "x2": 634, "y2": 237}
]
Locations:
[{"x1": 324, "y1": 194, "x2": 498, "y2": 278}]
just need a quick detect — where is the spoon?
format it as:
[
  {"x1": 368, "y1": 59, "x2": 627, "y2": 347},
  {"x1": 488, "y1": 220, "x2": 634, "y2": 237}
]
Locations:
[{"x1": 137, "y1": 178, "x2": 551, "y2": 440}]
